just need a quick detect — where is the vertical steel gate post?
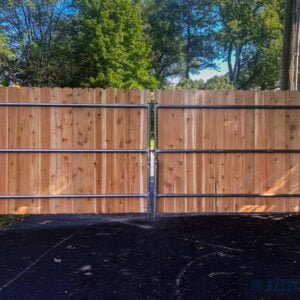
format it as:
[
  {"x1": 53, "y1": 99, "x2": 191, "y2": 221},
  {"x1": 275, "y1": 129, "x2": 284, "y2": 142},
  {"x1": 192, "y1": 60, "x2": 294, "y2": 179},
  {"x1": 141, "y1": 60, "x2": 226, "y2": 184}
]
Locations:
[
  {"x1": 147, "y1": 102, "x2": 152, "y2": 218},
  {"x1": 153, "y1": 156, "x2": 158, "y2": 219},
  {"x1": 153, "y1": 102, "x2": 158, "y2": 218},
  {"x1": 149, "y1": 175, "x2": 156, "y2": 219},
  {"x1": 147, "y1": 101, "x2": 157, "y2": 219}
]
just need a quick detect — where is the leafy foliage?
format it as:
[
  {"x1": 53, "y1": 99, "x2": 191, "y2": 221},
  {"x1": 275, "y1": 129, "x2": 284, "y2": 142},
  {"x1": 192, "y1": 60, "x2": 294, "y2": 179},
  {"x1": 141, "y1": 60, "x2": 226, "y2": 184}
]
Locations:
[
  {"x1": 0, "y1": 0, "x2": 76, "y2": 86},
  {"x1": 0, "y1": 31, "x2": 14, "y2": 85},
  {"x1": 205, "y1": 75, "x2": 235, "y2": 90},
  {"x1": 142, "y1": 0, "x2": 183, "y2": 86},
  {"x1": 216, "y1": 0, "x2": 284, "y2": 89},
  {"x1": 176, "y1": 75, "x2": 234, "y2": 90},
  {"x1": 71, "y1": 0, "x2": 157, "y2": 89},
  {"x1": 143, "y1": 0, "x2": 218, "y2": 84},
  {"x1": 176, "y1": 78, "x2": 206, "y2": 89},
  {"x1": 0, "y1": 0, "x2": 287, "y2": 90}
]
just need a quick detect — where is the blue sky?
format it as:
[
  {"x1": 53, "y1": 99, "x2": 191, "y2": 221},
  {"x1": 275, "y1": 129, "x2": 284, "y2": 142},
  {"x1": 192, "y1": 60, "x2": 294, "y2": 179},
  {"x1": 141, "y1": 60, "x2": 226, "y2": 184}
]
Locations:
[
  {"x1": 193, "y1": 61, "x2": 228, "y2": 82},
  {"x1": 170, "y1": 60, "x2": 229, "y2": 85}
]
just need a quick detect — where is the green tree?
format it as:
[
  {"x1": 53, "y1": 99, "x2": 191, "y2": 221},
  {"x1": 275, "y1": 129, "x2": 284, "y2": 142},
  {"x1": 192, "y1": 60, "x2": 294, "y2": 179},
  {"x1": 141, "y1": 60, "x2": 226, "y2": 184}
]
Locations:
[
  {"x1": 180, "y1": 0, "x2": 217, "y2": 80},
  {"x1": 176, "y1": 75, "x2": 234, "y2": 90},
  {"x1": 0, "y1": 0, "x2": 75, "y2": 86},
  {"x1": 176, "y1": 78, "x2": 206, "y2": 89},
  {"x1": 216, "y1": 0, "x2": 284, "y2": 89},
  {"x1": 205, "y1": 75, "x2": 235, "y2": 90},
  {"x1": 0, "y1": 31, "x2": 14, "y2": 85},
  {"x1": 72, "y1": 0, "x2": 157, "y2": 89},
  {"x1": 142, "y1": 0, "x2": 183, "y2": 86},
  {"x1": 143, "y1": 0, "x2": 217, "y2": 85}
]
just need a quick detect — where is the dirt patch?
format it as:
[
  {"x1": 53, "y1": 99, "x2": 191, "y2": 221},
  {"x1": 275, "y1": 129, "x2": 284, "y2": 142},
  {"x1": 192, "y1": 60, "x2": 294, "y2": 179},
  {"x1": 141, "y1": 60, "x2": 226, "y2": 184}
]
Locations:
[{"x1": 0, "y1": 215, "x2": 28, "y2": 228}]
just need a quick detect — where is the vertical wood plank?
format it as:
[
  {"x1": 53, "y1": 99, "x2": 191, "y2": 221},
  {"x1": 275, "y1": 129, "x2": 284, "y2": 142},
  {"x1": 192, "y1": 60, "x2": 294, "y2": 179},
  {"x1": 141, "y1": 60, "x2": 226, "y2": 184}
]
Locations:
[
  {"x1": 155, "y1": 90, "x2": 163, "y2": 213},
  {"x1": 83, "y1": 88, "x2": 96, "y2": 213},
  {"x1": 254, "y1": 92, "x2": 267, "y2": 211},
  {"x1": 223, "y1": 91, "x2": 236, "y2": 212},
  {"x1": 214, "y1": 91, "x2": 226, "y2": 213},
  {"x1": 49, "y1": 88, "x2": 59, "y2": 213},
  {"x1": 158, "y1": 90, "x2": 174, "y2": 213},
  {"x1": 173, "y1": 90, "x2": 184, "y2": 212},
  {"x1": 0, "y1": 88, "x2": 8, "y2": 213},
  {"x1": 242, "y1": 91, "x2": 255, "y2": 212},
  {"x1": 60, "y1": 88, "x2": 74, "y2": 213},
  {"x1": 105, "y1": 89, "x2": 117, "y2": 213},
  {"x1": 233, "y1": 91, "x2": 246, "y2": 212},
  {"x1": 287, "y1": 91, "x2": 300, "y2": 212},
  {"x1": 202, "y1": 91, "x2": 216, "y2": 212},
  {"x1": 114, "y1": 89, "x2": 126, "y2": 212},
  {"x1": 40, "y1": 88, "x2": 51, "y2": 213},
  {"x1": 185, "y1": 90, "x2": 197, "y2": 212},
  {"x1": 7, "y1": 88, "x2": 20, "y2": 214},
  {"x1": 95, "y1": 88, "x2": 105, "y2": 213},
  {"x1": 195, "y1": 90, "x2": 205, "y2": 212}
]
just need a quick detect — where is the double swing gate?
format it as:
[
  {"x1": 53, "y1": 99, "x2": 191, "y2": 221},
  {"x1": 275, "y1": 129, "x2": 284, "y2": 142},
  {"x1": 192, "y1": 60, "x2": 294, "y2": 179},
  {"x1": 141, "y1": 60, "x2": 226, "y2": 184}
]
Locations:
[{"x1": 0, "y1": 88, "x2": 300, "y2": 217}]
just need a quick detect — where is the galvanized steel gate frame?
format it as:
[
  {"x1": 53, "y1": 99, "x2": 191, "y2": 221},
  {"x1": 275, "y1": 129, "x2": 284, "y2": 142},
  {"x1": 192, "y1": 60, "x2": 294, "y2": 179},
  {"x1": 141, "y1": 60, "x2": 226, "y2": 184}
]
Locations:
[
  {"x1": 0, "y1": 102, "x2": 152, "y2": 215},
  {"x1": 151, "y1": 102, "x2": 300, "y2": 219},
  {"x1": 1, "y1": 100, "x2": 300, "y2": 219}
]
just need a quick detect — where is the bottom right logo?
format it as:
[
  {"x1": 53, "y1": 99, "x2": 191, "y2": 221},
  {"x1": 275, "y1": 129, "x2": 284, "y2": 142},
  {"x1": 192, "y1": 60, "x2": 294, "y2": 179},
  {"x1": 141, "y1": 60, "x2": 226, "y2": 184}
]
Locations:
[{"x1": 249, "y1": 278, "x2": 300, "y2": 296}]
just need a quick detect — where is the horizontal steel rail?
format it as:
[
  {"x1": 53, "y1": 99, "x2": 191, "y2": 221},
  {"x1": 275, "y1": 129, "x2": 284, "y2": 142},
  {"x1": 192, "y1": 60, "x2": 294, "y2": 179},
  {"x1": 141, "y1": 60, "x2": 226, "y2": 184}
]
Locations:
[
  {"x1": 0, "y1": 102, "x2": 148, "y2": 108},
  {"x1": 158, "y1": 193, "x2": 300, "y2": 198},
  {"x1": 0, "y1": 194, "x2": 147, "y2": 199},
  {"x1": 0, "y1": 148, "x2": 147, "y2": 153},
  {"x1": 0, "y1": 102, "x2": 150, "y2": 211},
  {"x1": 154, "y1": 102, "x2": 300, "y2": 216},
  {"x1": 156, "y1": 149, "x2": 300, "y2": 154},
  {"x1": 157, "y1": 104, "x2": 300, "y2": 110}
]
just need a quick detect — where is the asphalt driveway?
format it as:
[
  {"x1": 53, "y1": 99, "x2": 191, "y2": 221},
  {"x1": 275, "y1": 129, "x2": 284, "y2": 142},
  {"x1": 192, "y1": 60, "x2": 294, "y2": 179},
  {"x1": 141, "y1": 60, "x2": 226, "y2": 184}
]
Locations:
[{"x1": 0, "y1": 214, "x2": 300, "y2": 299}]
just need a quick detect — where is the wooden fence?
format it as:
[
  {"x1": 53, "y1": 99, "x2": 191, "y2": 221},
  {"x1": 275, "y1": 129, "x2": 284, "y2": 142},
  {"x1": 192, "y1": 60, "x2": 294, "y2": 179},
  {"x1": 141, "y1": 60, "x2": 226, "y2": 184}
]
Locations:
[
  {"x1": 0, "y1": 87, "x2": 148, "y2": 214},
  {"x1": 0, "y1": 88, "x2": 300, "y2": 215},
  {"x1": 155, "y1": 90, "x2": 300, "y2": 213}
]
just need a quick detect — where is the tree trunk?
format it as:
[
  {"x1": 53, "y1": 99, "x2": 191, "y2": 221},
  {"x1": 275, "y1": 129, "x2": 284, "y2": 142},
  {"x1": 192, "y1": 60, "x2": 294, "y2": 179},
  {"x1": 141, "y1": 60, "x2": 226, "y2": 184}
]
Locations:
[{"x1": 281, "y1": 0, "x2": 300, "y2": 90}]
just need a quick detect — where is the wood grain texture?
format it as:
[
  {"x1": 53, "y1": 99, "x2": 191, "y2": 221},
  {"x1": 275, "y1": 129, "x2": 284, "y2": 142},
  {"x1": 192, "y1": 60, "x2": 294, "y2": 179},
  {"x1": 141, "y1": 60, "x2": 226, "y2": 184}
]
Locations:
[
  {"x1": 1, "y1": 88, "x2": 299, "y2": 214},
  {"x1": 0, "y1": 87, "x2": 8, "y2": 214},
  {"x1": 156, "y1": 90, "x2": 300, "y2": 213},
  {"x1": 0, "y1": 87, "x2": 148, "y2": 214}
]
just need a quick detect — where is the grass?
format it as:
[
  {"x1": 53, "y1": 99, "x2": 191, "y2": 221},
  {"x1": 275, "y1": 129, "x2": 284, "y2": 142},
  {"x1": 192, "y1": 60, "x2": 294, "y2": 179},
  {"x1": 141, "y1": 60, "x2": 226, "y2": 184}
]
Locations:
[{"x1": 0, "y1": 215, "x2": 27, "y2": 228}]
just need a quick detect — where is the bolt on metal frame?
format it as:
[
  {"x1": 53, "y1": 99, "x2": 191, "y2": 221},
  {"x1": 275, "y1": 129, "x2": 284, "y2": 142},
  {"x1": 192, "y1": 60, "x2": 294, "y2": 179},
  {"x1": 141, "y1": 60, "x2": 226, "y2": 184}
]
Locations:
[
  {"x1": 0, "y1": 101, "x2": 154, "y2": 217},
  {"x1": 153, "y1": 102, "x2": 300, "y2": 217}
]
